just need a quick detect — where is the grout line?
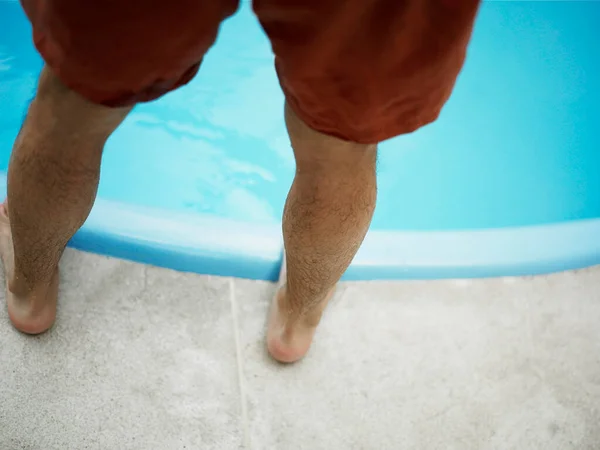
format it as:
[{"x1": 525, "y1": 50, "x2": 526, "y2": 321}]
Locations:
[{"x1": 229, "y1": 278, "x2": 251, "y2": 449}]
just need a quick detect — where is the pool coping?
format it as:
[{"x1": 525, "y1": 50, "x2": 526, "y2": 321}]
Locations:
[{"x1": 1, "y1": 174, "x2": 599, "y2": 281}]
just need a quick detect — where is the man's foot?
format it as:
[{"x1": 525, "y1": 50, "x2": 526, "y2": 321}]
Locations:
[
  {"x1": 0, "y1": 203, "x2": 58, "y2": 334},
  {"x1": 267, "y1": 284, "x2": 335, "y2": 363}
]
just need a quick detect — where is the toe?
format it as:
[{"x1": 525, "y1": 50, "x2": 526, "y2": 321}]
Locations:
[
  {"x1": 8, "y1": 305, "x2": 56, "y2": 335},
  {"x1": 267, "y1": 334, "x2": 306, "y2": 364}
]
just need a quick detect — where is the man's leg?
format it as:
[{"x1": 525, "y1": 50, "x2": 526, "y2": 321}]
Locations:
[
  {"x1": 267, "y1": 104, "x2": 377, "y2": 363},
  {"x1": 256, "y1": 0, "x2": 481, "y2": 362},
  {"x1": 0, "y1": 67, "x2": 130, "y2": 334},
  {"x1": 9, "y1": 0, "x2": 242, "y2": 334}
]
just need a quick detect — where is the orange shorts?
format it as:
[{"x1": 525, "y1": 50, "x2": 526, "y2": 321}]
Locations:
[{"x1": 20, "y1": 0, "x2": 481, "y2": 144}]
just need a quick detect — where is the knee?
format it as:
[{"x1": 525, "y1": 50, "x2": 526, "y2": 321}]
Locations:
[
  {"x1": 286, "y1": 103, "x2": 377, "y2": 176},
  {"x1": 35, "y1": 66, "x2": 71, "y2": 99},
  {"x1": 30, "y1": 66, "x2": 131, "y2": 141}
]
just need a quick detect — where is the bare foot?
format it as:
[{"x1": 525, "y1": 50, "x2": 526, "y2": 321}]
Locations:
[
  {"x1": 267, "y1": 284, "x2": 335, "y2": 363},
  {"x1": 0, "y1": 203, "x2": 58, "y2": 334}
]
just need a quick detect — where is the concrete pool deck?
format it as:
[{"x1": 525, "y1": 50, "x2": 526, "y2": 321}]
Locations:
[{"x1": 1, "y1": 249, "x2": 599, "y2": 449}]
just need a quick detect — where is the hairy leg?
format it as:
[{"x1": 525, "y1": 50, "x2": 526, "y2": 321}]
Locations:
[
  {"x1": 267, "y1": 104, "x2": 377, "y2": 362},
  {"x1": 1, "y1": 66, "x2": 130, "y2": 334}
]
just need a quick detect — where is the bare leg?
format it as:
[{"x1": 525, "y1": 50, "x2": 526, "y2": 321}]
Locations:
[
  {"x1": 0, "y1": 67, "x2": 130, "y2": 334},
  {"x1": 267, "y1": 104, "x2": 377, "y2": 363}
]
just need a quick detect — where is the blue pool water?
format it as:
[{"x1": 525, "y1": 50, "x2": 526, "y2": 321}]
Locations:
[{"x1": 1, "y1": 1, "x2": 599, "y2": 280}]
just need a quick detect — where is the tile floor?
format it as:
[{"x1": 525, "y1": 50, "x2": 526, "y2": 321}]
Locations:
[{"x1": 1, "y1": 250, "x2": 599, "y2": 449}]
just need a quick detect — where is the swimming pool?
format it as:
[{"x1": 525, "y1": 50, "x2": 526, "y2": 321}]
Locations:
[{"x1": 1, "y1": 1, "x2": 599, "y2": 281}]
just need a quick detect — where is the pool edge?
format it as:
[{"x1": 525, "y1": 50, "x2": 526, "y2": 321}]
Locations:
[
  {"x1": 1, "y1": 174, "x2": 598, "y2": 281},
  {"x1": 348, "y1": 219, "x2": 600, "y2": 280}
]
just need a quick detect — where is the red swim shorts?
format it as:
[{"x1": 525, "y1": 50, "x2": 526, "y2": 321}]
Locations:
[{"x1": 20, "y1": 0, "x2": 481, "y2": 144}]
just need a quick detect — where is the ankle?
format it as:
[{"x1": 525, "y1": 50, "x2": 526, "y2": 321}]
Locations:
[
  {"x1": 8, "y1": 274, "x2": 32, "y2": 298},
  {"x1": 8, "y1": 269, "x2": 53, "y2": 299},
  {"x1": 280, "y1": 285, "x2": 330, "y2": 326}
]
